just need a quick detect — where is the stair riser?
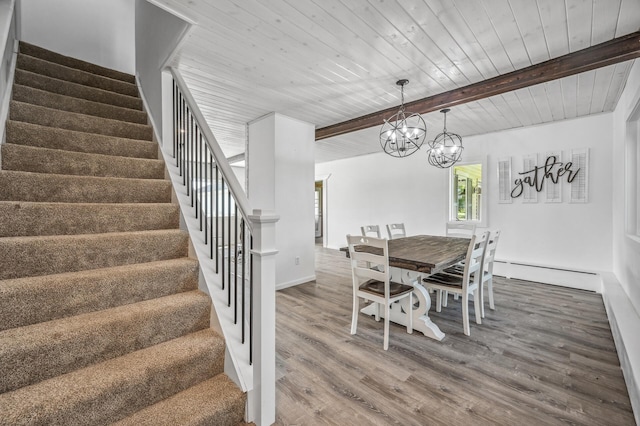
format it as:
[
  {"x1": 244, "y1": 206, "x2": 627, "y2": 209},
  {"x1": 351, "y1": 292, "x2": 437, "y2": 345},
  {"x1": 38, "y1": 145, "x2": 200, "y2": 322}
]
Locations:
[
  {"x1": 17, "y1": 54, "x2": 138, "y2": 97},
  {"x1": 0, "y1": 259, "x2": 199, "y2": 331},
  {"x1": 113, "y1": 374, "x2": 246, "y2": 426},
  {"x1": 0, "y1": 201, "x2": 179, "y2": 238},
  {"x1": 0, "y1": 171, "x2": 171, "y2": 204},
  {"x1": 0, "y1": 291, "x2": 211, "y2": 393},
  {"x1": 13, "y1": 84, "x2": 148, "y2": 124},
  {"x1": 0, "y1": 330, "x2": 225, "y2": 425},
  {"x1": 0, "y1": 231, "x2": 189, "y2": 280},
  {"x1": 10, "y1": 101, "x2": 153, "y2": 140},
  {"x1": 15, "y1": 69, "x2": 143, "y2": 110},
  {"x1": 19, "y1": 41, "x2": 136, "y2": 84},
  {"x1": 1, "y1": 144, "x2": 165, "y2": 179},
  {"x1": 5, "y1": 121, "x2": 158, "y2": 159}
]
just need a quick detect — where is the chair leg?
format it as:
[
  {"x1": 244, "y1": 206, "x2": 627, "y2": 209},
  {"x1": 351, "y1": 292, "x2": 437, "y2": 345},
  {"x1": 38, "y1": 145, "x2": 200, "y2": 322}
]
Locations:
[
  {"x1": 462, "y1": 292, "x2": 470, "y2": 336},
  {"x1": 383, "y1": 303, "x2": 390, "y2": 350},
  {"x1": 351, "y1": 295, "x2": 359, "y2": 335},
  {"x1": 435, "y1": 289, "x2": 442, "y2": 312},
  {"x1": 375, "y1": 302, "x2": 380, "y2": 322},
  {"x1": 406, "y1": 292, "x2": 413, "y2": 334},
  {"x1": 488, "y1": 277, "x2": 495, "y2": 310},
  {"x1": 453, "y1": 293, "x2": 459, "y2": 301},
  {"x1": 473, "y1": 288, "x2": 482, "y2": 325},
  {"x1": 480, "y1": 280, "x2": 485, "y2": 319},
  {"x1": 442, "y1": 290, "x2": 448, "y2": 307}
]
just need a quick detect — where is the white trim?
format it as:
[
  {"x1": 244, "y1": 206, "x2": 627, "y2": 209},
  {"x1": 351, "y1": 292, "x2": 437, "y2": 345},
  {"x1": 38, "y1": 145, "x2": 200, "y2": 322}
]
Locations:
[
  {"x1": 143, "y1": 0, "x2": 197, "y2": 25},
  {"x1": 159, "y1": 21, "x2": 192, "y2": 70},
  {"x1": 493, "y1": 259, "x2": 601, "y2": 292},
  {"x1": 0, "y1": 0, "x2": 17, "y2": 146},
  {"x1": 276, "y1": 275, "x2": 316, "y2": 290},
  {"x1": 601, "y1": 272, "x2": 640, "y2": 426}
]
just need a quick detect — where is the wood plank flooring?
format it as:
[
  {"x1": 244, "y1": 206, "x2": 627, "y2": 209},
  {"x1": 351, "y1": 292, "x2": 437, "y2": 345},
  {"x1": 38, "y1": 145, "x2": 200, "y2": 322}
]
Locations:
[{"x1": 274, "y1": 247, "x2": 635, "y2": 425}]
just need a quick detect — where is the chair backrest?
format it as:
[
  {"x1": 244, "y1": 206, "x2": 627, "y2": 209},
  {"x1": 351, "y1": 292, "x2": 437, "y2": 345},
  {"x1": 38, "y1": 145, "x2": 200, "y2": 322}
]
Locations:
[
  {"x1": 446, "y1": 222, "x2": 476, "y2": 239},
  {"x1": 386, "y1": 223, "x2": 406, "y2": 239},
  {"x1": 484, "y1": 230, "x2": 501, "y2": 273},
  {"x1": 361, "y1": 225, "x2": 381, "y2": 238},
  {"x1": 461, "y1": 231, "x2": 489, "y2": 289},
  {"x1": 346, "y1": 234, "x2": 389, "y2": 295}
]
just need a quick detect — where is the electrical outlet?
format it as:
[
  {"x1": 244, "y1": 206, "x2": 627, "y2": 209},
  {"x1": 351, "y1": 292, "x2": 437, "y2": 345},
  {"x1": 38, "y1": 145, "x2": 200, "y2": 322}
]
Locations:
[{"x1": 295, "y1": 256, "x2": 300, "y2": 265}]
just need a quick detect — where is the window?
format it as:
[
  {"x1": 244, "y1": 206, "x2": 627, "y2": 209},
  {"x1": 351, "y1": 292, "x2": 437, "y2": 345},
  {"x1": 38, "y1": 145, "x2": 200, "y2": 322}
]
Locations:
[{"x1": 450, "y1": 162, "x2": 484, "y2": 223}]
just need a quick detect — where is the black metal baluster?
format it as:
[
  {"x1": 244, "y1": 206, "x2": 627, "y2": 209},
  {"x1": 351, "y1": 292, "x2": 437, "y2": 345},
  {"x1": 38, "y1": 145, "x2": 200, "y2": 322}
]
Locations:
[
  {"x1": 211, "y1": 157, "x2": 215, "y2": 260},
  {"x1": 227, "y1": 188, "x2": 232, "y2": 307},
  {"x1": 173, "y1": 82, "x2": 177, "y2": 159},
  {"x1": 234, "y1": 205, "x2": 238, "y2": 323},
  {"x1": 178, "y1": 93, "x2": 183, "y2": 173},
  {"x1": 241, "y1": 218, "x2": 246, "y2": 343},
  {"x1": 194, "y1": 127, "x2": 199, "y2": 218},
  {"x1": 214, "y1": 164, "x2": 219, "y2": 267},
  {"x1": 221, "y1": 175, "x2": 225, "y2": 290},
  {"x1": 204, "y1": 145, "x2": 208, "y2": 244},
  {"x1": 198, "y1": 133, "x2": 203, "y2": 229},
  {"x1": 250, "y1": 235, "x2": 254, "y2": 365},
  {"x1": 181, "y1": 100, "x2": 186, "y2": 182}
]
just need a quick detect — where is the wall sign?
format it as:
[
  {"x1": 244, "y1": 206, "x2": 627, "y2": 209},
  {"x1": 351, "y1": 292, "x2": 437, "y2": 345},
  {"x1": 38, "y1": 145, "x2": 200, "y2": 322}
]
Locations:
[{"x1": 498, "y1": 149, "x2": 589, "y2": 204}]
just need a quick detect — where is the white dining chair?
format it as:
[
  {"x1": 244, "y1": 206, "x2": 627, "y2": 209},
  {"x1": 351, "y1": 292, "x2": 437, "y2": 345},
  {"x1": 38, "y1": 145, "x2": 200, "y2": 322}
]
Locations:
[
  {"x1": 346, "y1": 234, "x2": 413, "y2": 350},
  {"x1": 480, "y1": 230, "x2": 501, "y2": 317},
  {"x1": 446, "y1": 222, "x2": 476, "y2": 239},
  {"x1": 386, "y1": 223, "x2": 406, "y2": 239},
  {"x1": 422, "y1": 231, "x2": 489, "y2": 336},
  {"x1": 444, "y1": 229, "x2": 501, "y2": 318},
  {"x1": 443, "y1": 222, "x2": 477, "y2": 305},
  {"x1": 361, "y1": 225, "x2": 381, "y2": 238}
]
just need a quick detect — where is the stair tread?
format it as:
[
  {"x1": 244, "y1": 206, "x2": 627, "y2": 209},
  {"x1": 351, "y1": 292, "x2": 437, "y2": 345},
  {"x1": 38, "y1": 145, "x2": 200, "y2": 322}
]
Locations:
[
  {"x1": 5, "y1": 121, "x2": 158, "y2": 159},
  {"x1": 0, "y1": 329, "x2": 225, "y2": 425},
  {"x1": 114, "y1": 374, "x2": 245, "y2": 426},
  {"x1": 10, "y1": 100, "x2": 153, "y2": 141},
  {"x1": 15, "y1": 68, "x2": 143, "y2": 110},
  {"x1": 17, "y1": 53, "x2": 139, "y2": 97},
  {"x1": 0, "y1": 200, "x2": 179, "y2": 237},
  {"x1": 1, "y1": 143, "x2": 165, "y2": 179},
  {"x1": 0, "y1": 290, "x2": 211, "y2": 393},
  {"x1": 19, "y1": 41, "x2": 136, "y2": 84},
  {"x1": 0, "y1": 229, "x2": 189, "y2": 280},
  {"x1": 0, "y1": 258, "x2": 199, "y2": 330},
  {"x1": 0, "y1": 169, "x2": 172, "y2": 204},
  {"x1": 13, "y1": 84, "x2": 147, "y2": 124},
  {"x1": 1, "y1": 228, "x2": 187, "y2": 243}
]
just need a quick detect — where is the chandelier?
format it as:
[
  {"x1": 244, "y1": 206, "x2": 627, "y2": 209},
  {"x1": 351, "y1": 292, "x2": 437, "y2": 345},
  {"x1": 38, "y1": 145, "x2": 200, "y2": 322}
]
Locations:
[
  {"x1": 379, "y1": 79, "x2": 427, "y2": 158},
  {"x1": 426, "y1": 108, "x2": 463, "y2": 168}
]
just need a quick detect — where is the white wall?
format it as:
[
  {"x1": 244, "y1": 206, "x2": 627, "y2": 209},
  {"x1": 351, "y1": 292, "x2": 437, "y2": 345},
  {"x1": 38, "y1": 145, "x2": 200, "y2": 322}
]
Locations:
[
  {"x1": 612, "y1": 59, "x2": 640, "y2": 316},
  {"x1": 135, "y1": 0, "x2": 190, "y2": 134},
  {"x1": 20, "y1": 0, "x2": 134, "y2": 74},
  {"x1": 316, "y1": 112, "x2": 614, "y2": 278},
  {"x1": 248, "y1": 113, "x2": 316, "y2": 289}
]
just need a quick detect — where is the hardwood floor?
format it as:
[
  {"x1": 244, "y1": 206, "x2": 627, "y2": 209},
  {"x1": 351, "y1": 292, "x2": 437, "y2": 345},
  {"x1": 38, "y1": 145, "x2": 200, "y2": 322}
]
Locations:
[{"x1": 274, "y1": 247, "x2": 635, "y2": 425}]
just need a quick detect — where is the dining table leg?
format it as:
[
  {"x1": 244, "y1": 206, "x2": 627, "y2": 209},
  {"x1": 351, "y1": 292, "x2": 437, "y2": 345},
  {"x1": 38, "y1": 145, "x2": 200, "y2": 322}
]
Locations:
[{"x1": 360, "y1": 267, "x2": 445, "y2": 341}]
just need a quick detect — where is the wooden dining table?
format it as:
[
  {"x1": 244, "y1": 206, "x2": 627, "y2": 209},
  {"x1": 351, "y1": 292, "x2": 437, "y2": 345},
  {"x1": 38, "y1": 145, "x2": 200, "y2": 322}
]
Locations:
[{"x1": 343, "y1": 234, "x2": 471, "y2": 341}]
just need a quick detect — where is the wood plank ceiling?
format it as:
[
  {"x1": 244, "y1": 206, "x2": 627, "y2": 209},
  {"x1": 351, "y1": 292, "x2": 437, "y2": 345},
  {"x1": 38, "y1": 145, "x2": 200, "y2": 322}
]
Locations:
[{"x1": 154, "y1": 0, "x2": 640, "y2": 163}]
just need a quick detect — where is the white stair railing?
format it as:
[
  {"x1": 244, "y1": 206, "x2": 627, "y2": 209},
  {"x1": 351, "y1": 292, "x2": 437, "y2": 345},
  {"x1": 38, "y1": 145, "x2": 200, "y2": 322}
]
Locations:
[{"x1": 164, "y1": 67, "x2": 277, "y2": 426}]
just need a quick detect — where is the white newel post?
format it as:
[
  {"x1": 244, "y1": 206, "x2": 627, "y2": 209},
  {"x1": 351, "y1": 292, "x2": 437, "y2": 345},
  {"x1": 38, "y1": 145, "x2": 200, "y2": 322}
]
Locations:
[{"x1": 248, "y1": 209, "x2": 279, "y2": 426}]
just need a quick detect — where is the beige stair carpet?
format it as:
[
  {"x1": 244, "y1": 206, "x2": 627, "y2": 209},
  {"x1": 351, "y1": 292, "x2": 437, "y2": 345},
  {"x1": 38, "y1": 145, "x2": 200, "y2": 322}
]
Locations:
[{"x1": 0, "y1": 41, "x2": 246, "y2": 425}]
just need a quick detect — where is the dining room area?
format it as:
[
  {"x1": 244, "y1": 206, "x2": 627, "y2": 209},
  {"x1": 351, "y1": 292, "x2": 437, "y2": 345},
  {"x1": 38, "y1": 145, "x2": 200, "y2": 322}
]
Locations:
[
  {"x1": 275, "y1": 244, "x2": 634, "y2": 425},
  {"x1": 272, "y1": 46, "x2": 640, "y2": 425}
]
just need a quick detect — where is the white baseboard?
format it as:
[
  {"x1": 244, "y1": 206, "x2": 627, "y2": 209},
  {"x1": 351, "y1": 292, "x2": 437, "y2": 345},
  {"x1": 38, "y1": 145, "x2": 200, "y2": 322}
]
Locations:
[
  {"x1": 601, "y1": 272, "x2": 640, "y2": 426},
  {"x1": 276, "y1": 275, "x2": 316, "y2": 291},
  {"x1": 493, "y1": 260, "x2": 602, "y2": 292}
]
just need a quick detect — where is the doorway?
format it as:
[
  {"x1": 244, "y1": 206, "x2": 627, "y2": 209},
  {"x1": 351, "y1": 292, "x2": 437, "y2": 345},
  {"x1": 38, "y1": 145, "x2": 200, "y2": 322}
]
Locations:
[{"x1": 315, "y1": 181, "x2": 323, "y2": 244}]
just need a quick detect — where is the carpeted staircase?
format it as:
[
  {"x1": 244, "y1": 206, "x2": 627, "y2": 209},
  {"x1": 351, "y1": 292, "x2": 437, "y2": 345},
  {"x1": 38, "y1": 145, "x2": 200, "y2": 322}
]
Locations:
[{"x1": 0, "y1": 42, "x2": 247, "y2": 425}]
